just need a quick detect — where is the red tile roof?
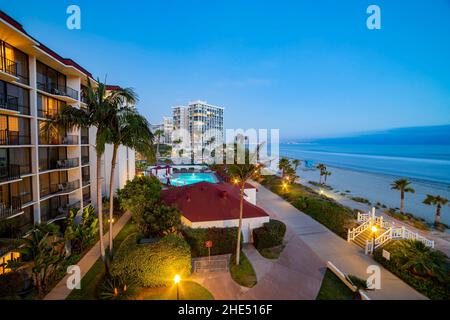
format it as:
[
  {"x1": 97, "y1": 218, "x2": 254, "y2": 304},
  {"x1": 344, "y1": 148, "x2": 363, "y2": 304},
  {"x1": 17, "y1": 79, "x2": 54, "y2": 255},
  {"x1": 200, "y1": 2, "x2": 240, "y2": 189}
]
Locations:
[
  {"x1": 0, "y1": 10, "x2": 93, "y2": 79},
  {"x1": 106, "y1": 85, "x2": 122, "y2": 91},
  {"x1": 161, "y1": 182, "x2": 268, "y2": 223}
]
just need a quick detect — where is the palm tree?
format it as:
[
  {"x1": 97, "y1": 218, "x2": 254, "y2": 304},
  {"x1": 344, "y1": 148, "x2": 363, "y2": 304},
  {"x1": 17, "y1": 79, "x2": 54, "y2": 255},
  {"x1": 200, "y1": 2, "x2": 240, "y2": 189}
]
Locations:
[
  {"x1": 292, "y1": 159, "x2": 301, "y2": 172},
  {"x1": 107, "y1": 106, "x2": 153, "y2": 258},
  {"x1": 316, "y1": 164, "x2": 326, "y2": 184},
  {"x1": 323, "y1": 170, "x2": 332, "y2": 185},
  {"x1": 390, "y1": 178, "x2": 415, "y2": 215},
  {"x1": 153, "y1": 129, "x2": 165, "y2": 157},
  {"x1": 228, "y1": 144, "x2": 264, "y2": 266},
  {"x1": 47, "y1": 78, "x2": 132, "y2": 270},
  {"x1": 279, "y1": 158, "x2": 290, "y2": 177},
  {"x1": 423, "y1": 194, "x2": 449, "y2": 226}
]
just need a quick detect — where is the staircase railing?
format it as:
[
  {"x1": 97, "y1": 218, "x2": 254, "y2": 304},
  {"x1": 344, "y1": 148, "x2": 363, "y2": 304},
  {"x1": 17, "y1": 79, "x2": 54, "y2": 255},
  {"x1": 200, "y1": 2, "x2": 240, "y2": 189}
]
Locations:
[
  {"x1": 392, "y1": 227, "x2": 434, "y2": 248},
  {"x1": 347, "y1": 218, "x2": 371, "y2": 242},
  {"x1": 374, "y1": 228, "x2": 392, "y2": 250},
  {"x1": 357, "y1": 212, "x2": 371, "y2": 223}
]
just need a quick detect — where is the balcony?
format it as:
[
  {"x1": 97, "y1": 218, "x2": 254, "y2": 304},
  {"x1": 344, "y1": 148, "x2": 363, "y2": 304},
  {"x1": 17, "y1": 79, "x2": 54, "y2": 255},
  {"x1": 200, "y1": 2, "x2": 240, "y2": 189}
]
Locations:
[
  {"x1": 37, "y1": 81, "x2": 79, "y2": 103},
  {"x1": 83, "y1": 194, "x2": 91, "y2": 205},
  {"x1": 82, "y1": 175, "x2": 90, "y2": 186},
  {"x1": 81, "y1": 136, "x2": 89, "y2": 144},
  {"x1": 39, "y1": 134, "x2": 79, "y2": 145},
  {"x1": 0, "y1": 164, "x2": 21, "y2": 183},
  {"x1": 0, "y1": 95, "x2": 30, "y2": 115},
  {"x1": 40, "y1": 179, "x2": 80, "y2": 198},
  {"x1": 0, "y1": 130, "x2": 31, "y2": 145},
  {"x1": 0, "y1": 57, "x2": 18, "y2": 82},
  {"x1": 40, "y1": 158, "x2": 79, "y2": 172},
  {"x1": 81, "y1": 156, "x2": 89, "y2": 165},
  {"x1": 0, "y1": 197, "x2": 22, "y2": 221},
  {"x1": 37, "y1": 107, "x2": 63, "y2": 119}
]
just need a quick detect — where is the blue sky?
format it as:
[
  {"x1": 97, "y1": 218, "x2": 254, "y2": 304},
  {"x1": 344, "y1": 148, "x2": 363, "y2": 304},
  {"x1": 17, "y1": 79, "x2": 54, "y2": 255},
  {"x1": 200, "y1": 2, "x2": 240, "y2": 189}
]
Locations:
[{"x1": 2, "y1": 0, "x2": 449, "y2": 140}]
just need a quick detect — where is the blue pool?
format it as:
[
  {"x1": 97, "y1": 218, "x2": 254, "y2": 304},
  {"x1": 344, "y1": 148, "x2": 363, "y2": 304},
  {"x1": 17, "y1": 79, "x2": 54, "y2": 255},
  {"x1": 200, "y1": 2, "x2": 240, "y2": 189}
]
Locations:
[{"x1": 169, "y1": 173, "x2": 218, "y2": 186}]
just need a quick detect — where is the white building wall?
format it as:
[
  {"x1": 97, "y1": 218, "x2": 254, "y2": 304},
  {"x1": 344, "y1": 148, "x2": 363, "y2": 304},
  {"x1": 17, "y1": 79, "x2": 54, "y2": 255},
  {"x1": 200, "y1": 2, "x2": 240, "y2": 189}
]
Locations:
[{"x1": 182, "y1": 216, "x2": 270, "y2": 243}]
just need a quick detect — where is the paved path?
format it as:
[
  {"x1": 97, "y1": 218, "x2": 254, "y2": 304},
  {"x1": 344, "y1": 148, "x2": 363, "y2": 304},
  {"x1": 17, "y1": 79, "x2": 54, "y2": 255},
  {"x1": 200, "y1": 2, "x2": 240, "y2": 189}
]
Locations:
[
  {"x1": 253, "y1": 181, "x2": 427, "y2": 300},
  {"x1": 44, "y1": 211, "x2": 132, "y2": 300}
]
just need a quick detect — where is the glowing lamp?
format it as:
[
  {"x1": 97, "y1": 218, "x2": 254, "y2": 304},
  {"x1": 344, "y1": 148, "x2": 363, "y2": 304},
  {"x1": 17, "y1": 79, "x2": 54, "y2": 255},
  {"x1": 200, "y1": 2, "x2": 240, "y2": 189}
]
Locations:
[{"x1": 174, "y1": 274, "x2": 181, "y2": 284}]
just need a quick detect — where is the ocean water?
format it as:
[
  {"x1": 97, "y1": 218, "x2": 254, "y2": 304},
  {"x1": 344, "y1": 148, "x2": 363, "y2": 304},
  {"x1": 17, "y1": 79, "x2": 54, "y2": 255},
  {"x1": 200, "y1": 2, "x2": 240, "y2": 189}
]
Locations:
[
  {"x1": 279, "y1": 143, "x2": 450, "y2": 185},
  {"x1": 278, "y1": 143, "x2": 450, "y2": 224}
]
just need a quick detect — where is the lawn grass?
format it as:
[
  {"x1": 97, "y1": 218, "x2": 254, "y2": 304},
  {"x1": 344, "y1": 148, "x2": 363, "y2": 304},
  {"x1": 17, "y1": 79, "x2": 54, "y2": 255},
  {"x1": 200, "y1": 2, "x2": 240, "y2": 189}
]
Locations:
[
  {"x1": 229, "y1": 251, "x2": 257, "y2": 288},
  {"x1": 133, "y1": 281, "x2": 214, "y2": 300},
  {"x1": 316, "y1": 269, "x2": 354, "y2": 300},
  {"x1": 66, "y1": 220, "x2": 136, "y2": 300},
  {"x1": 258, "y1": 244, "x2": 285, "y2": 260}
]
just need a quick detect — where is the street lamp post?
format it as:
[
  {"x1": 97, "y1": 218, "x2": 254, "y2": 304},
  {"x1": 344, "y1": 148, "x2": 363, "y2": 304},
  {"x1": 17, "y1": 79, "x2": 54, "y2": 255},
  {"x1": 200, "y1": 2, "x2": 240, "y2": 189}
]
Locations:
[
  {"x1": 370, "y1": 225, "x2": 378, "y2": 254},
  {"x1": 174, "y1": 274, "x2": 181, "y2": 300}
]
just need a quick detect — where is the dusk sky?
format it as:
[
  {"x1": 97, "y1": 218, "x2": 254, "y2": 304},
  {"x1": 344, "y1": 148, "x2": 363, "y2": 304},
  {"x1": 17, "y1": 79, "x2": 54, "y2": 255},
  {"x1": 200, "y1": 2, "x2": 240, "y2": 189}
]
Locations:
[{"x1": 2, "y1": 0, "x2": 449, "y2": 140}]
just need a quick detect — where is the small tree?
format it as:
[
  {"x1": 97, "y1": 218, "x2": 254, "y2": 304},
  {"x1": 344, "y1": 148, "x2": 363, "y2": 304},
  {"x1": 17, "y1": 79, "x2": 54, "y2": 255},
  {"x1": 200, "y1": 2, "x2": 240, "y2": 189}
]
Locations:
[
  {"x1": 137, "y1": 204, "x2": 181, "y2": 238},
  {"x1": 316, "y1": 164, "x2": 326, "y2": 184},
  {"x1": 391, "y1": 178, "x2": 415, "y2": 215},
  {"x1": 292, "y1": 159, "x2": 301, "y2": 172},
  {"x1": 64, "y1": 206, "x2": 99, "y2": 254},
  {"x1": 278, "y1": 158, "x2": 290, "y2": 177},
  {"x1": 18, "y1": 225, "x2": 66, "y2": 299},
  {"x1": 323, "y1": 170, "x2": 332, "y2": 185},
  {"x1": 423, "y1": 195, "x2": 449, "y2": 226}
]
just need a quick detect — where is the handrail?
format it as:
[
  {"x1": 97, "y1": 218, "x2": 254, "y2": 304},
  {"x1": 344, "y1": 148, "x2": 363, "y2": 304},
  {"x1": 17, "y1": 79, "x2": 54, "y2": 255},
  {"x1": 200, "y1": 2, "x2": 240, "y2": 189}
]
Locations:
[
  {"x1": 348, "y1": 218, "x2": 371, "y2": 241},
  {"x1": 374, "y1": 228, "x2": 392, "y2": 249}
]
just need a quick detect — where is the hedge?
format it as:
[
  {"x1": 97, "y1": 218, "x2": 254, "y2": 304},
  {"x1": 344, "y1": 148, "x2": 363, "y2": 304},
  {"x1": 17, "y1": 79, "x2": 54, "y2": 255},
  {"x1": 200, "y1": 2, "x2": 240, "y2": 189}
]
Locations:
[
  {"x1": 182, "y1": 227, "x2": 241, "y2": 257},
  {"x1": 253, "y1": 219, "x2": 286, "y2": 250},
  {"x1": 111, "y1": 234, "x2": 191, "y2": 287},
  {"x1": 373, "y1": 240, "x2": 450, "y2": 300}
]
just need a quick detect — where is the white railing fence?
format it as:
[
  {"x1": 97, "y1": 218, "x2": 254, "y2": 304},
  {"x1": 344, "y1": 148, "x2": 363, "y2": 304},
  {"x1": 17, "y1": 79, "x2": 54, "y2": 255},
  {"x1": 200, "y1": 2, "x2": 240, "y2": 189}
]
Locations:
[{"x1": 351, "y1": 208, "x2": 435, "y2": 254}]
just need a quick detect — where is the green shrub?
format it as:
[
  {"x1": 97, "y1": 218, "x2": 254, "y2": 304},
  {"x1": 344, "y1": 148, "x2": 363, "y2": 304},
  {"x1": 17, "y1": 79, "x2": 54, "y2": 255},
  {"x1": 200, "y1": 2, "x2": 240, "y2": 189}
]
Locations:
[
  {"x1": 374, "y1": 240, "x2": 450, "y2": 300},
  {"x1": 0, "y1": 270, "x2": 30, "y2": 297},
  {"x1": 253, "y1": 220, "x2": 286, "y2": 250},
  {"x1": 111, "y1": 234, "x2": 191, "y2": 287},
  {"x1": 293, "y1": 196, "x2": 356, "y2": 238},
  {"x1": 182, "y1": 227, "x2": 241, "y2": 257}
]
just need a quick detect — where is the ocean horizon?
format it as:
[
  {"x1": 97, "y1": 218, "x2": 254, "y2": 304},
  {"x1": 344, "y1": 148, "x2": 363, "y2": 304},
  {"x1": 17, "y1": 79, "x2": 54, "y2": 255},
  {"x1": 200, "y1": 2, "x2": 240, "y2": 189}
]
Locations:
[{"x1": 278, "y1": 143, "x2": 450, "y2": 185}]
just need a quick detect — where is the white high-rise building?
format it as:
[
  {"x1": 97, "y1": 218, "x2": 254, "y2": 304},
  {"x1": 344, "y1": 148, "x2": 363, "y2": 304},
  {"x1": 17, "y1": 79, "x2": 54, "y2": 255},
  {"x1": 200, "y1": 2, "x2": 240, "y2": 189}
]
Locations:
[{"x1": 171, "y1": 101, "x2": 224, "y2": 162}]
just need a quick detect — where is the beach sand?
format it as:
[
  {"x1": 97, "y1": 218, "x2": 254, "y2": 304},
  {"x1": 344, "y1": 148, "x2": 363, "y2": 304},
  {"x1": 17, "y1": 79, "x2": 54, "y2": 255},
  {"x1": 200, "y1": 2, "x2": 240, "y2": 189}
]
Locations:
[{"x1": 294, "y1": 164, "x2": 450, "y2": 226}]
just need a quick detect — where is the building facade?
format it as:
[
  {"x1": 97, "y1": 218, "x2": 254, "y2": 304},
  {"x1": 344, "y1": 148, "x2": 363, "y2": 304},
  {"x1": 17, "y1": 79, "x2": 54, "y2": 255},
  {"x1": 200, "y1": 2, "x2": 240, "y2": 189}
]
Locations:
[
  {"x1": 0, "y1": 11, "x2": 134, "y2": 243},
  {"x1": 171, "y1": 101, "x2": 224, "y2": 163},
  {"x1": 150, "y1": 116, "x2": 172, "y2": 145}
]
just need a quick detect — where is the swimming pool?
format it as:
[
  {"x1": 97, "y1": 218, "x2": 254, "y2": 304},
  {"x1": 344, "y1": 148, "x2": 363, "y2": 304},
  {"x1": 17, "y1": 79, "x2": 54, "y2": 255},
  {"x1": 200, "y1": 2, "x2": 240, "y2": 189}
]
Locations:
[{"x1": 169, "y1": 173, "x2": 218, "y2": 186}]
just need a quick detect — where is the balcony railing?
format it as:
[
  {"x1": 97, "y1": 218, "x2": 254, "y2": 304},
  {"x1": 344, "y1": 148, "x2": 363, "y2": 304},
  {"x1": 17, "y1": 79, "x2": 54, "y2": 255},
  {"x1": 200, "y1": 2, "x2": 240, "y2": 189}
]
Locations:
[
  {"x1": 40, "y1": 179, "x2": 80, "y2": 198},
  {"x1": 0, "y1": 130, "x2": 31, "y2": 145},
  {"x1": 40, "y1": 134, "x2": 79, "y2": 145},
  {"x1": 82, "y1": 175, "x2": 90, "y2": 186},
  {"x1": 0, "y1": 164, "x2": 21, "y2": 182},
  {"x1": 40, "y1": 158, "x2": 79, "y2": 171},
  {"x1": 37, "y1": 107, "x2": 62, "y2": 119},
  {"x1": 0, "y1": 197, "x2": 22, "y2": 221},
  {"x1": 83, "y1": 194, "x2": 91, "y2": 205},
  {"x1": 0, "y1": 57, "x2": 17, "y2": 77},
  {"x1": 0, "y1": 95, "x2": 30, "y2": 115},
  {"x1": 36, "y1": 81, "x2": 79, "y2": 101}
]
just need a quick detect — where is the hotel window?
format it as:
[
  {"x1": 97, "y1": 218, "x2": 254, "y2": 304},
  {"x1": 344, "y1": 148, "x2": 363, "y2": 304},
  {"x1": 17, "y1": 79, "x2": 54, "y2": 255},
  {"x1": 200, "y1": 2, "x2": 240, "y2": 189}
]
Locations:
[
  {"x1": 0, "y1": 80, "x2": 30, "y2": 114},
  {"x1": 0, "y1": 41, "x2": 29, "y2": 84},
  {"x1": 0, "y1": 115, "x2": 30, "y2": 145},
  {"x1": 1, "y1": 148, "x2": 32, "y2": 175},
  {"x1": 19, "y1": 176, "x2": 32, "y2": 204},
  {"x1": 36, "y1": 61, "x2": 67, "y2": 95},
  {"x1": 37, "y1": 93, "x2": 64, "y2": 118}
]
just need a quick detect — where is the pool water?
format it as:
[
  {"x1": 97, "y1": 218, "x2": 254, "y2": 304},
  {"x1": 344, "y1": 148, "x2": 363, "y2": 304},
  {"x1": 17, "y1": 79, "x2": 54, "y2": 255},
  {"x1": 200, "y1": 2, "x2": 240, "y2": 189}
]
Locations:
[{"x1": 169, "y1": 173, "x2": 218, "y2": 186}]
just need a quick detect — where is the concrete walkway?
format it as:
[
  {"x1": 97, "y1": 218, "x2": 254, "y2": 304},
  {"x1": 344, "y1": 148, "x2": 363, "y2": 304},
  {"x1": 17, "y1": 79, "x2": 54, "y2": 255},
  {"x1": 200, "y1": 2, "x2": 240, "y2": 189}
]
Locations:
[
  {"x1": 253, "y1": 181, "x2": 427, "y2": 300},
  {"x1": 44, "y1": 211, "x2": 132, "y2": 300}
]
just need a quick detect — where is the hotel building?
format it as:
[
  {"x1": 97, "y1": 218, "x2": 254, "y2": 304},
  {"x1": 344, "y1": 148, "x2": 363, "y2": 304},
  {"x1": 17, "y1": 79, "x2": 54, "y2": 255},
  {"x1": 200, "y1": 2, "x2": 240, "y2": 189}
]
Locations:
[
  {"x1": 0, "y1": 11, "x2": 135, "y2": 247},
  {"x1": 171, "y1": 101, "x2": 224, "y2": 162},
  {"x1": 150, "y1": 116, "x2": 173, "y2": 145}
]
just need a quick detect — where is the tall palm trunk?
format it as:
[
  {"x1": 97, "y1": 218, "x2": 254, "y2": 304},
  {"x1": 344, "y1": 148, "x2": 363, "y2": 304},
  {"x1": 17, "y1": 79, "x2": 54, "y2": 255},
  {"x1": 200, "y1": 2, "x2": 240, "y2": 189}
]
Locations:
[
  {"x1": 400, "y1": 190, "x2": 405, "y2": 214},
  {"x1": 96, "y1": 152, "x2": 106, "y2": 265},
  {"x1": 435, "y1": 205, "x2": 441, "y2": 225},
  {"x1": 235, "y1": 183, "x2": 244, "y2": 265},
  {"x1": 108, "y1": 144, "x2": 119, "y2": 258},
  {"x1": 156, "y1": 141, "x2": 160, "y2": 157}
]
